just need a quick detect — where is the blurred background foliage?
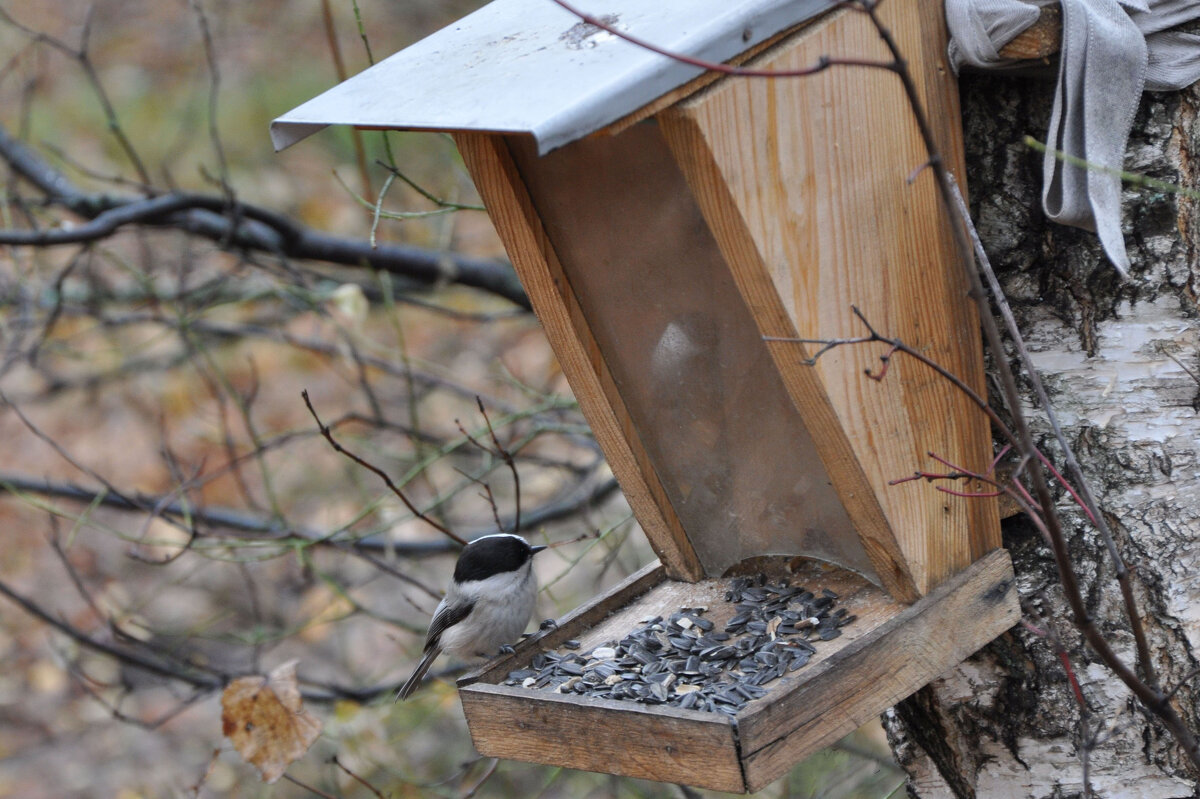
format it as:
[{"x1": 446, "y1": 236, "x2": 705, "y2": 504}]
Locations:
[{"x1": 0, "y1": 1, "x2": 900, "y2": 796}]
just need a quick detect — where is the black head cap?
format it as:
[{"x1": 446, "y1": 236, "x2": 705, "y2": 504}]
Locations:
[{"x1": 454, "y1": 534, "x2": 545, "y2": 583}]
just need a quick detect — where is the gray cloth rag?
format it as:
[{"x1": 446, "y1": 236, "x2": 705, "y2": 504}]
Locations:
[{"x1": 946, "y1": 0, "x2": 1200, "y2": 276}]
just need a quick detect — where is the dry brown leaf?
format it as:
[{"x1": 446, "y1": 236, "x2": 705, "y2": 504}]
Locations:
[{"x1": 221, "y1": 660, "x2": 322, "y2": 783}]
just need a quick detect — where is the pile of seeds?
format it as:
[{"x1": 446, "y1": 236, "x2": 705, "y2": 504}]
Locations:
[{"x1": 502, "y1": 575, "x2": 857, "y2": 716}]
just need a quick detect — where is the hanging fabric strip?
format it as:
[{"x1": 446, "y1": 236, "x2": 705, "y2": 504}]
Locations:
[{"x1": 945, "y1": 0, "x2": 1200, "y2": 276}]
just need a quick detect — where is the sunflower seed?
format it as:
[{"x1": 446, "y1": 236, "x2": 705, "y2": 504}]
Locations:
[{"x1": 503, "y1": 573, "x2": 855, "y2": 717}]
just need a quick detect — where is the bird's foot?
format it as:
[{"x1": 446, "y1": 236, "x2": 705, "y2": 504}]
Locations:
[{"x1": 538, "y1": 618, "x2": 559, "y2": 631}]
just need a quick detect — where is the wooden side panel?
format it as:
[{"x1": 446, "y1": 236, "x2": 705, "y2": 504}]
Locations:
[
  {"x1": 461, "y1": 686, "x2": 746, "y2": 792},
  {"x1": 736, "y1": 548, "x2": 1018, "y2": 792},
  {"x1": 660, "y1": 1, "x2": 1000, "y2": 595},
  {"x1": 454, "y1": 132, "x2": 705, "y2": 581}
]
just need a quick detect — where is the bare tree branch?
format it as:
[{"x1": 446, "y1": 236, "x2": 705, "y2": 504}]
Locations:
[
  {"x1": 0, "y1": 124, "x2": 530, "y2": 309},
  {"x1": 0, "y1": 468, "x2": 619, "y2": 553}
]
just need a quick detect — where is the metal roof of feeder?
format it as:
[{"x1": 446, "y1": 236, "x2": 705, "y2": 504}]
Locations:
[{"x1": 270, "y1": 0, "x2": 836, "y2": 155}]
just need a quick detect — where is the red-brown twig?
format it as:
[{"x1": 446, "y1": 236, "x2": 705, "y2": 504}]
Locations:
[
  {"x1": 1020, "y1": 614, "x2": 1097, "y2": 797},
  {"x1": 1021, "y1": 619, "x2": 1088, "y2": 711},
  {"x1": 767, "y1": 305, "x2": 1016, "y2": 450},
  {"x1": 549, "y1": 0, "x2": 892, "y2": 79},
  {"x1": 839, "y1": 2, "x2": 1189, "y2": 763},
  {"x1": 947, "y1": 175, "x2": 1158, "y2": 693}
]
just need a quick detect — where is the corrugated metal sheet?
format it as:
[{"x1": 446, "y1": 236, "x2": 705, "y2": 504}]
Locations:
[{"x1": 270, "y1": 0, "x2": 836, "y2": 154}]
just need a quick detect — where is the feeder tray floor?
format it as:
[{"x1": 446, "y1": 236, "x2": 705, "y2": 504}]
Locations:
[{"x1": 459, "y1": 548, "x2": 1016, "y2": 793}]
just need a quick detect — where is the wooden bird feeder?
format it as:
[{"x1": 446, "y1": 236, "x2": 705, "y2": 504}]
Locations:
[{"x1": 273, "y1": 0, "x2": 1019, "y2": 791}]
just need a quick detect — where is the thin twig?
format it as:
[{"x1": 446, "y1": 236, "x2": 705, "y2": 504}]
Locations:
[
  {"x1": 0, "y1": 7, "x2": 151, "y2": 185},
  {"x1": 768, "y1": 306, "x2": 1016, "y2": 448},
  {"x1": 854, "y1": 3, "x2": 1192, "y2": 762},
  {"x1": 1024, "y1": 136, "x2": 1200, "y2": 200},
  {"x1": 375, "y1": 160, "x2": 484, "y2": 211},
  {"x1": 302, "y1": 389, "x2": 467, "y2": 546},
  {"x1": 282, "y1": 773, "x2": 339, "y2": 799},
  {"x1": 461, "y1": 758, "x2": 500, "y2": 798},
  {"x1": 0, "y1": 576, "x2": 225, "y2": 688},
  {"x1": 0, "y1": 124, "x2": 530, "y2": 308},
  {"x1": 549, "y1": 0, "x2": 893, "y2": 78},
  {"x1": 458, "y1": 397, "x2": 523, "y2": 533},
  {"x1": 945, "y1": 175, "x2": 1159, "y2": 691},
  {"x1": 1163, "y1": 666, "x2": 1200, "y2": 704},
  {"x1": 331, "y1": 755, "x2": 387, "y2": 799},
  {"x1": 321, "y1": 0, "x2": 373, "y2": 204}
]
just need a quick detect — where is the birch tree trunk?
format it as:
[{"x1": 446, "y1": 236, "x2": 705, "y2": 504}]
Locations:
[{"x1": 882, "y1": 72, "x2": 1200, "y2": 798}]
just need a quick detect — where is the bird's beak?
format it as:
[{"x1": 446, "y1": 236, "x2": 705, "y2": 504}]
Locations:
[{"x1": 531, "y1": 544, "x2": 548, "y2": 554}]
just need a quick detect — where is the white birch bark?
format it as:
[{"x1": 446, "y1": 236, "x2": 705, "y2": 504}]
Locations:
[{"x1": 884, "y1": 75, "x2": 1200, "y2": 799}]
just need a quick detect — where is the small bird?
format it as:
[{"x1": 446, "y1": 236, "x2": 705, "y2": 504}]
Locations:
[{"x1": 396, "y1": 533, "x2": 546, "y2": 700}]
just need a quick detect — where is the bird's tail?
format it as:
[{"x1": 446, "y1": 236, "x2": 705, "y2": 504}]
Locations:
[{"x1": 395, "y1": 647, "x2": 440, "y2": 701}]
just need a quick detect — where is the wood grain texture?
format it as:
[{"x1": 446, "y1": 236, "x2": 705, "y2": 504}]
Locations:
[
  {"x1": 660, "y1": 1, "x2": 1000, "y2": 596},
  {"x1": 594, "y1": 10, "x2": 833, "y2": 141},
  {"x1": 996, "y1": 6, "x2": 1061, "y2": 61},
  {"x1": 736, "y1": 548, "x2": 1017, "y2": 791},
  {"x1": 461, "y1": 685, "x2": 745, "y2": 791},
  {"x1": 657, "y1": 113, "x2": 918, "y2": 604},
  {"x1": 453, "y1": 132, "x2": 705, "y2": 581},
  {"x1": 459, "y1": 553, "x2": 1016, "y2": 793}
]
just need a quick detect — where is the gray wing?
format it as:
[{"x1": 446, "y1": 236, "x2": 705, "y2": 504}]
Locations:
[
  {"x1": 397, "y1": 599, "x2": 476, "y2": 701},
  {"x1": 424, "y1": 598, "x2": 474, "y2": 652}
]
